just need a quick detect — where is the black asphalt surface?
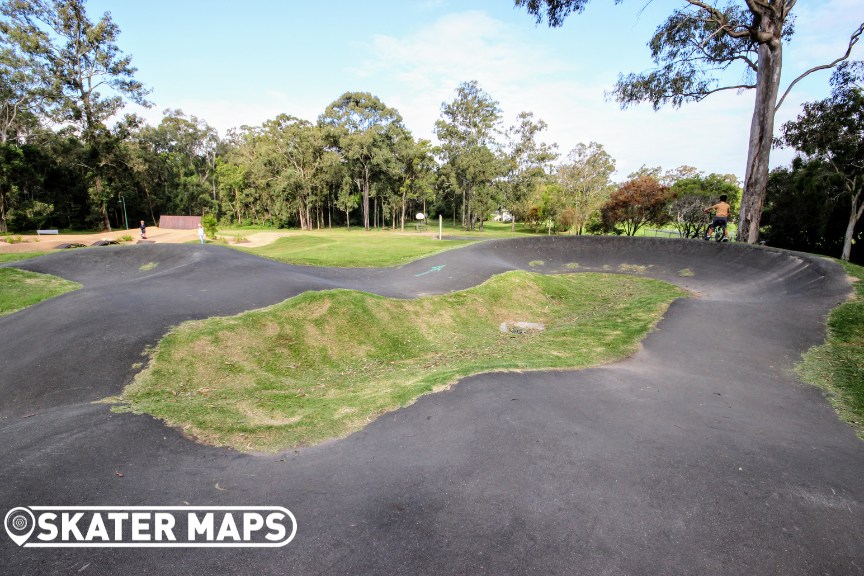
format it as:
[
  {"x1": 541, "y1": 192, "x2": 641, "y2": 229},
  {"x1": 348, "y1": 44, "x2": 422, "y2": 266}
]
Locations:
[{"x1": 1, "y1": 236, "x2": 861, "y2": 575}]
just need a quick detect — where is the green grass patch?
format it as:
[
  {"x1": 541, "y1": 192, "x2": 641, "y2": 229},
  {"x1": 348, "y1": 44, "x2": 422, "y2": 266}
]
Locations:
[
  {"x1": 117, "y1": 271, "x2": 685, "y2": 452},
  {"x1": 0, "y1": 252, "x2": 48, "y2": 263},
  {"x1": 0, "y1": 268, "x2": 81, "y2": 317},
  {"x1": 797, "y1": 261, "x2": 864, "y2": 439},
  {"x1": 238, "y1": 229, "x2": 475, "y2": 267}
]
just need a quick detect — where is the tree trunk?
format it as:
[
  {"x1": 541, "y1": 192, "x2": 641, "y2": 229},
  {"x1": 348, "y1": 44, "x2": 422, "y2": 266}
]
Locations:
[
  {"x1": 142, "y1": 183, "x2": 157, "y2": 229},
  {"x1": 297, "y1": 199, "x2": 306, "y2": 230},
  {"x1": 0, "y1": 188, "x2": 8, "y2": 233},
  {"x1": 739, "y1": 28, "x2": 783, "y2": 243},
  {"x1": 841, "y1": 187, "x2": 863, "y2": 262},
  {"x1": 94, "y1": 175, "x2": 112, "y2": 232},
  {"x1": 362, "y1": 166, "x2": 371, "y2": 231}
]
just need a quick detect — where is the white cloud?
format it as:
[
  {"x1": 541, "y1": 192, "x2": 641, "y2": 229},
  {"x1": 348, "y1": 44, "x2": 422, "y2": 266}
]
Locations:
[
  {"x1": 123, "y1": 5, "x2": 850, "y2": 182},
  {"x1": 356, "y1": 10, "x2": 764, "y2": 181}
]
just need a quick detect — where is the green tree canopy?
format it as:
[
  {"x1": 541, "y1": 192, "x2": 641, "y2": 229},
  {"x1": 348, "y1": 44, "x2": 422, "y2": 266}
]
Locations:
[
  {"x1": 503, "y1": 110, "x2": 558, "y2": 230},
  {"x1": 435, "y1": 80, "x2": 504, "y2": 230},
  {"x1": 556, "y1": 142, "x2": 615, "y2": 235},
  {"x1": 319, "y1": 92, "x2": 405, "y2": 231},
  {"x1": 777, "y1": 62, "x2": 864, "y2": 261},
  {"x1": 1, "y1": 0, "x2": 150, "y2": 230}
]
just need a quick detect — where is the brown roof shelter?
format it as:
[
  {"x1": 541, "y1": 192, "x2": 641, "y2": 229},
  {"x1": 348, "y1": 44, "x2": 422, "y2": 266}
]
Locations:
[{"x1": 158, "y1": 215, "x2": 202, "y2": 230}]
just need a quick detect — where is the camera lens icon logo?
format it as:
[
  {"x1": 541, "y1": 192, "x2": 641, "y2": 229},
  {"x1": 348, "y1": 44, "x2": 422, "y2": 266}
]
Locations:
[{"x1": 4, "y1": 507, "x2": 35, "y2": 546}]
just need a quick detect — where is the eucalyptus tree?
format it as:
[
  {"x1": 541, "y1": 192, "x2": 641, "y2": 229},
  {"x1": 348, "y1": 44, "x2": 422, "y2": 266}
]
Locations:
[
  {"x1": 777, "y1": 63, "x2": 864, "y2": 261},
  {"x1": 395, "y1": 136, "x2": 436, "y2": 230},
  {"x1": 435, "y1": 81, "x2": 504, "y2": 230},
  {"x1": 762, "y1": 160, "x2": 849, "y2": 258},
  {"x1": 214, "y1": 157, "x2": 247, "y2": 225},
  {"x1": 233, "y1": 124, "x2": 295, "y2": 227},
  {"x1": 315, "y1": 146, "x2": 356, "y2": 228},
  {"x1": 319, "y1": 92, "x2": 406, "y2": 231},
  {"x1": 259, "y1": 114, "x2": 326, "y2": 230},
  {"x1": 0, "y1": 141, "x2": 24, "y2": 232},
  {"x1": 0, "y1": 8, "x2": 48, "y2": 145},
  {"x1": 515, "y1": 0, "x2": 863, "y2": 244},
  {"x1": 1, "y1": 0, "x2": 150, "y2": 230},
  {"x1": 555, "y1": 142, "x2": 615, "y2": 235},
  {"x1": 503, "y1": 111, "x2": 558, "y2": 231},
  {"x1": 155, "y1": 109, "x2": 219, "y2": 211}
]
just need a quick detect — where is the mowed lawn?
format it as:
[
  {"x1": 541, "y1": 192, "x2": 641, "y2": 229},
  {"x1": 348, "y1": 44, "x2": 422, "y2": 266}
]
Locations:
[{"x1": 223, "y1": 227, "x2": 474, "y2": 267}]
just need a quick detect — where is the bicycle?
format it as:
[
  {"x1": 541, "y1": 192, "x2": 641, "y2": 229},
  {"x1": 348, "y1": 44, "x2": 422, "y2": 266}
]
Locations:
[{"x1": 704, "y1": 214, "x2": 729, "y2": 242}]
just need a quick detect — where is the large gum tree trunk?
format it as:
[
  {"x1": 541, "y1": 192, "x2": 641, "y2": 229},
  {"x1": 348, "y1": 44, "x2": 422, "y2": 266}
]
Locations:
[{"x1": 739, "y1": 29, "x2": 783, "y2": 243}]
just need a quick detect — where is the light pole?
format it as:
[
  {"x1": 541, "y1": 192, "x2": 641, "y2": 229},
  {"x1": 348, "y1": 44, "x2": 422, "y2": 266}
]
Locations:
[{"x1": 118, "y1": 195, "x2": 129, "y2": 230}]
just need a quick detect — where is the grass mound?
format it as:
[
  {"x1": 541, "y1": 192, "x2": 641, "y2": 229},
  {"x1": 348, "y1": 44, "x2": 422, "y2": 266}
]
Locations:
[
  {"x1": 119, "y1": 271, "x2": 685, "y2": 452},
  {"x1": 0, "y1": 268, "x2": 81, "y2": 317}
]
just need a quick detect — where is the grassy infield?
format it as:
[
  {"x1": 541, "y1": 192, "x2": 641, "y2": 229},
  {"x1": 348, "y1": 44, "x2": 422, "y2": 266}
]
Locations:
[
  {"x1": 3, "y1": 227, "x2": 863, "y2": 450},
  {"x1": 122, "y1": 272, "x2": 683, "y2": 451},
  {"x1": 235, "y1": 229, "x2": 475, "y2": 267}
]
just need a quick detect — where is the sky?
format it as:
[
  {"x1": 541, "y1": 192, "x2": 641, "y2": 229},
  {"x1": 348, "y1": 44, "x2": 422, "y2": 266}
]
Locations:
[{"x1": 86, "y1": 0, "x2": 864, "y2": 182}]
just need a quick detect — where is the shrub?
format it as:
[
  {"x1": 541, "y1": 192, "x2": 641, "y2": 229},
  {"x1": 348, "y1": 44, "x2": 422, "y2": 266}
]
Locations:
[{"x1": 202, "y1": 214, "x2": 218, "y2": 239}]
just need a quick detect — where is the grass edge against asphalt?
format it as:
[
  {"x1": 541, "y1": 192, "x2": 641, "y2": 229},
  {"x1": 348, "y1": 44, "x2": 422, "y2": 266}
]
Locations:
[
  {"x1": 796, "y1": 260, "x2": 864, "y2": 440},
  {"x1": 0, "y1": 267, "x2": 82, "y2": 317},
  {"x1": 114, "y1": 271, "x2": 686, "y2": 453},
  {"x1": 0, "y1": 251, "x2": 48, "y2": 263}
]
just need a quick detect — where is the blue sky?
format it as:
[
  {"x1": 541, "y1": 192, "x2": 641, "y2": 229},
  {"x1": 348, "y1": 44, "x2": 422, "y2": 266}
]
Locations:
[{"x1": 88, "y1": 0, "x2": 864, "y2": 181}]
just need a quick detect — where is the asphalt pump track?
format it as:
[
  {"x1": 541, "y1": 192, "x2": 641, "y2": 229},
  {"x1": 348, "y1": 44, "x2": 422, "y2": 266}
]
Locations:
[{"x1": 1, "y1": 236, "x2": 862, "y2": 575}]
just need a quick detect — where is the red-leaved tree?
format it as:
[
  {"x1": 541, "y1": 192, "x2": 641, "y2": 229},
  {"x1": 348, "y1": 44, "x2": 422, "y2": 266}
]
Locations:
[{"x1": 601, "y1": 175, "x2": 672, "y2": 236}]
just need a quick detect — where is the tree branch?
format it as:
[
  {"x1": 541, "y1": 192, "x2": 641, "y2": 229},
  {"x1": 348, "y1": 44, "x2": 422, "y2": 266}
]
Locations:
[
  {"x1": 776, "y1": 23, "x2": 864, "y2": 112},
  {"x1": 695, "y1": 83, "x2": 756, "y2": 100},
  {"x1": 685, "y1": 0, "x2": 753, "y2": 39}
]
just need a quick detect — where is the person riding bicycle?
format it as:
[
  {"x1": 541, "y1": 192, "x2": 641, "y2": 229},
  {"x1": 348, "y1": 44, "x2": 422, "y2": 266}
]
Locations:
[{"x1": 704, "y1": 194, "x2": 731, "y2": 241}]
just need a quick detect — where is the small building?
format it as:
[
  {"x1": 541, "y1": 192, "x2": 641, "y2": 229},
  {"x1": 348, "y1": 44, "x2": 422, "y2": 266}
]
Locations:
[{"x1": 158, "y1": 216, "x2": 202, "y2": 230}]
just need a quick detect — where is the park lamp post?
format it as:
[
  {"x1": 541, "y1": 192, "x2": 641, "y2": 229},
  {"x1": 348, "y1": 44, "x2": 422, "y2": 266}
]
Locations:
[{"x1": 118, "y1": 195, "x2": 129, "y2": 230}]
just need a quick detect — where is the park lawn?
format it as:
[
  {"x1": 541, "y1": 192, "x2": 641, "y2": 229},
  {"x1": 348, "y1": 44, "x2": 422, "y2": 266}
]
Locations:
[
  {"x1": 117, "y1": 271, "x2": 686, "y2": 452},
  {"x1": 0, "y1": 252, "x2": 49, "y2": 263},
  {"x1": 0, "y1": 268, "x2": 81, "y2": 317},
  {"x1": 797, "y1": 260, "x2": 864, "y2": 439},
  {"x1": 237, "y1": 228, "x2": 476, "y2": 267}
]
